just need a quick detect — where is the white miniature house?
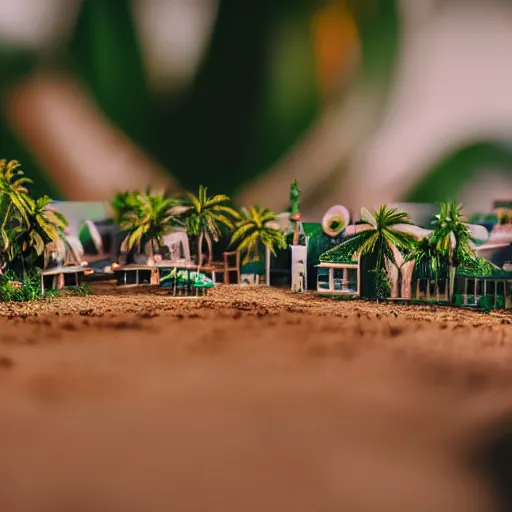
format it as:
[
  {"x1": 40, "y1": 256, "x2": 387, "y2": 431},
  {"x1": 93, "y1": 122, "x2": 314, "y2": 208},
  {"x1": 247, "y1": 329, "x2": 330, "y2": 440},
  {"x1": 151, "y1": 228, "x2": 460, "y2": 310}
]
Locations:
[{"x1": 315, "y1": 261, "x2": 360, "y2": 296}]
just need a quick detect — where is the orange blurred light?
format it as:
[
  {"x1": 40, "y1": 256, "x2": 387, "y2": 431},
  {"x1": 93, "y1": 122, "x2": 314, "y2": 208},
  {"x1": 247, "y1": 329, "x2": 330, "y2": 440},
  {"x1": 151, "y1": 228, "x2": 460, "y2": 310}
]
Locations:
[{"x1": 312, "y1": 1, "x2": 359, "y2": 99}]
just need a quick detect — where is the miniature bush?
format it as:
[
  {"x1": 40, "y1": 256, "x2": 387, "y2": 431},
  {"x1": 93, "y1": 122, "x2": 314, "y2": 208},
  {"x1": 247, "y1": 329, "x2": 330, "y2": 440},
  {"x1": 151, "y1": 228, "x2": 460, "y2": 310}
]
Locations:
[
  {"x1": 0, "y1": 271, "x2": 44, "y2": 302},
  {"x1": 495, "y1": 296, "x2": 506, "y2": 310},
  {"x1": 370, "y1": 267, "x2": 391, "y2": 301},
  {"x1": 457, "y1": 257, "x2": 498, "y2": 277},
  {"x1": 71, "y1": 284, "x2": 92, "y2": 296},
  {"x1": 452, "y1": 293, "x2": 464, "y2": 306},
  {"x1": 478, "y1": 295, "x2": 494, "y2": 312}
]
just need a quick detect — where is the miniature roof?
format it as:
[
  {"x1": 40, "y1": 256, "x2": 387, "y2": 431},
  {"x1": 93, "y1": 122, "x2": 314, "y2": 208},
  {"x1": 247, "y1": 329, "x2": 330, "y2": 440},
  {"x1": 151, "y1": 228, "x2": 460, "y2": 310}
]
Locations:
[
  {"x1": 319, "y1": 235, "x2": 361, "y2": 264},
  {"x1": 458, "y1": 270, "x2": 512, "y2": 280}
]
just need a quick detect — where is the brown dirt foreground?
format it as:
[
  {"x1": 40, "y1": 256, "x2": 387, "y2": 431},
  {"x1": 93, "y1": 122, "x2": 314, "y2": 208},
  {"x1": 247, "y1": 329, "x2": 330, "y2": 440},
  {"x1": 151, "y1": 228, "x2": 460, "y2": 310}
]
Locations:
[{"x1": 1, "y1": 284, "x2": 512, "y2": 512}]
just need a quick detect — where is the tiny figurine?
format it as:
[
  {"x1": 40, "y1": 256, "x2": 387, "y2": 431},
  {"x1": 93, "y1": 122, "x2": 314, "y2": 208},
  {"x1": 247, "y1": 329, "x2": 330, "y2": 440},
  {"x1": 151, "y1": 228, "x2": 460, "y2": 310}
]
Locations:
[{"x1": 292, "y1": 259, "x2": 305, "y2": 292}]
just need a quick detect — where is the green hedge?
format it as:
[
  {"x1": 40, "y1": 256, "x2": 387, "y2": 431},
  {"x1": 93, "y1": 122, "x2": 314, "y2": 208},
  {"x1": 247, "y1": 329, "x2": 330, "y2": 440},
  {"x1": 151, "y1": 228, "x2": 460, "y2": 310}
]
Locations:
[
  {"x1": 456, "y1": 257, "x2": 498, "y2": 277},
  {"x1": 495, "y1": 296, "x2": 506, "y2": 310},
  {"x1": 452, "y1": 293, "x2": 464, "y2": 306},
  {"x1": 319, "y1": 235, "x2": 361, "y2": 264},
  {"x1": 478, "y1": 295, "x2": 494, "y2": 311}
]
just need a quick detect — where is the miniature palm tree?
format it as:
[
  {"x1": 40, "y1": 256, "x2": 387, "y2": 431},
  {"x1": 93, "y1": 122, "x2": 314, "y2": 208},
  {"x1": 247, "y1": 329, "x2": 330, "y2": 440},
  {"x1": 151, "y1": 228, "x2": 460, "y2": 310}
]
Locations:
[
  {"x1": 350, "y1": 206, "x2": 420, "y2": 268},
  {"x1": 230, "y1": 206, "x2": 287, "y2": 265},
  {"x1": 120, "y1": 191, "x2": 182, "y2": 258},
  {"x1": 111, "y1": 191, "x2": 134, "y2": 224},
  {"x1": 0, "y1": 159, "x2": 33, "y2": 251},
  {"x1": 7, "y1": 196, "x2": 68, "y2": 278},
  {"x1": 325, "y1": 205, "x2": 425, "y2": 300},
  {"x1": 406, "y1": 237, "x2": 444, "y2": 280},
  {"x1": 431, "y1": 202, "x2": 476, "y2": 298},
  {"x1": 182, "y1": 185, "x2": 240, "y2": 265}
]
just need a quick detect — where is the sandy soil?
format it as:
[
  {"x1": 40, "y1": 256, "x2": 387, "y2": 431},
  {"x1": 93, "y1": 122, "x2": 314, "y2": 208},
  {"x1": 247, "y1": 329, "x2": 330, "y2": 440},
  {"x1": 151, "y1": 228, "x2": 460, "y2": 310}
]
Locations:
[{"x1": 1, "y1": 284, "x2": 512, "y2": 512}]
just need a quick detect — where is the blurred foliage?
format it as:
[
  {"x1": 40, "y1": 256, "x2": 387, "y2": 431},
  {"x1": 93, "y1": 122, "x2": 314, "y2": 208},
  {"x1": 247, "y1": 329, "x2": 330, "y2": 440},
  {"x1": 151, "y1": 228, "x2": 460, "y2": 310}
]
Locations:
[
  {"x1": 166, "y1": 0, "x2": 321, "y2": 193},
  {"x1": 408, "y1": 142, "x2": 512, "y2": 203},
  {"x1": 7, "y1": 0, "x2": 505, "y2": 207},
  {"x1": 0, "y1": 270, "x2": 42, "y2": 302},
  {"x1": 69, "y1": 0, "x2": 153, "y2": 149}
]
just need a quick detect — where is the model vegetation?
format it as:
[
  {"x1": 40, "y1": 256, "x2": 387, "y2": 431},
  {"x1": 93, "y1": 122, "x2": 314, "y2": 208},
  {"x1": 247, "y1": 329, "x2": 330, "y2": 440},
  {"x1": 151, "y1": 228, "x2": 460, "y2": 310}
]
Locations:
[
  {"x1": 0, "y1": 159, "x2": 68, "y2": 301},
  {"x1": 3, "y1": 162, "x2": 505, "y2": 312},
  {"x1": 319, "y1": 201, "x2": 504, "y2": 306},
  {"x1": 230, "y1": 206, "x2": 287, "y2": 265},
  {"x1": 113, "y1": 187, "x2": 286, "y2": 267},
  {"x1": 180, "y1": 185, "x2": 240, "y2": 266},
  {"x1": 114, "y1": 190, "x2": 183, "y2": 258},
  {"x1": 430, "y1": 202, "x2": 475, "y2": 297}
]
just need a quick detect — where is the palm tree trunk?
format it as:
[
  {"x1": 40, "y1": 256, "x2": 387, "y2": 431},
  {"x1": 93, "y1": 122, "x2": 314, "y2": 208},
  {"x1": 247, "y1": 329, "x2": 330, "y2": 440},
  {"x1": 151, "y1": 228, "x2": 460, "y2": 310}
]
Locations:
[
  {"x1": 449, "y1": 266, "x2": 456, "y2": 302},
  {"x1": 448, "y1": 247, "x2": 455, "y2": 302},
  {"x1": 205, "y1": 233, "x2": 213, "y2": 265},
  {"x1": 197, "y1": 232, "x2": 204, "y2": 267}
]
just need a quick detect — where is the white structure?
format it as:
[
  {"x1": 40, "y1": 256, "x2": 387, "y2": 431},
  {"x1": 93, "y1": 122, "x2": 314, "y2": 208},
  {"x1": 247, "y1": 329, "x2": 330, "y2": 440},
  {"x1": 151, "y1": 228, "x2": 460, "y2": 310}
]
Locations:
[
  {"x1": 161, "y1": 230, "x2": 191, "y2": 264},
  {"x1": 316, "y1": 261, "x2": 360, "y2": 296},
  {"x1": 291, "y1": 245, "x2": 307, "y2": 292}
]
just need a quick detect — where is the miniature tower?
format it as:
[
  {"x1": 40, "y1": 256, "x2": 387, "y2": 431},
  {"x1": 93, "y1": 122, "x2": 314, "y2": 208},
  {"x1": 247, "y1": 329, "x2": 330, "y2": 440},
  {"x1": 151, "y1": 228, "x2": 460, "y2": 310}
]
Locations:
[
  {"x1": 290, "y1": 179, "x2": 301, "y2": 245},
  {"x1": 289, "y1": 179, "x2": 308, "y2": 291}
]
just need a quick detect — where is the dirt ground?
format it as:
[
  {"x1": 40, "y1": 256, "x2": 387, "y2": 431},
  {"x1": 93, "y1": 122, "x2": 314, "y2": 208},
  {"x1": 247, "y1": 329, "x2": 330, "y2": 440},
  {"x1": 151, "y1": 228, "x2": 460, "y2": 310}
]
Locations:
[{"x1": 1, "y1": 283, "x2": 512, "y2": 512}]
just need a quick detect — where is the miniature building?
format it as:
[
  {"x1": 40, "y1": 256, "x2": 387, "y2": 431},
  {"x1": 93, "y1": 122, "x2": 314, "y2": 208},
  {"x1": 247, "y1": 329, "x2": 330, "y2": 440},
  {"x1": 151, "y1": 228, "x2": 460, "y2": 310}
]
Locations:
[
  {"x1": 453, "y1": 274, "x2": 512, "y2": 308},
  {"x1": 316, "y1": 235, "x2": 363, "y2": 296},
  {"x1": 161, "y1": 231, "x2": 191, "y2": 264},
  {"x1": 316, "y1": 261, "x2": 360, "y2": 295}
]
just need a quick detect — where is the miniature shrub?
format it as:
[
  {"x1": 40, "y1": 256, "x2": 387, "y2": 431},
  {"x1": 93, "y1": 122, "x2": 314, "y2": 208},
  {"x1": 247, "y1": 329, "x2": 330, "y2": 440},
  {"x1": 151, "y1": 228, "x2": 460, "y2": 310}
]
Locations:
[
  {"x1": 0, "y1": 272, "x2": 43, "y2": 302},
  {"x1": 370, "y1": 267, "x2": 391, "y2": 301},
  {"x1": 328, "y1": 294, "x2": 359, "y2": 301},
  {"x1": 457, "y1": 257, "x2": 498, "y2": 277},
  {"x1": 478, "y1": 295, "x2": 494, "y2": 312},
  {"x1": 495, "y1": 296, "x2": 506, "y2": 310},
  {"x1": 44, "y1": 289, "x2": 59, "y2": 299},
  {"x1": 71, "y1": 284, "x2": 92, "y2": 296},
  {"x1": 452, "y1": 293, "x2": 464, "y2": 306}
]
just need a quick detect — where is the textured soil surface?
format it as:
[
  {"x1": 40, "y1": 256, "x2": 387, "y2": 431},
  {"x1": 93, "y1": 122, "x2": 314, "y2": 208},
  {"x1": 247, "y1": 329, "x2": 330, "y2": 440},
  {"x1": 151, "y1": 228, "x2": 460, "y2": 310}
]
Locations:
[{"x1": 1, "y1": 284, "x2": 512, "y2": 511}]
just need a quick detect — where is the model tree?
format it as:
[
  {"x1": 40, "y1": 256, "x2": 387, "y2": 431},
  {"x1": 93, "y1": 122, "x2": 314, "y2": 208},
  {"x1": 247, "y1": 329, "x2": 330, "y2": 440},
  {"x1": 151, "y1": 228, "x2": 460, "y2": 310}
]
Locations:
[
  {"x1": 322, "y1": 205, "x2": 420, "y2": 299},
  {"x1": 182, "y1": 185, "x2": 240, "y2": 266},
  {"x1": 0, "y1": 159, "x2": 67, "y2": 281},
  {"x1": 115, "y1": 190, "x2": 183, "y2": 259},
  {"x1": 431, "y1": 202, "x2": 475, "y2": 299},
  {"x1": 230, "y1": 206, "x2": 287, "y2": 265}
]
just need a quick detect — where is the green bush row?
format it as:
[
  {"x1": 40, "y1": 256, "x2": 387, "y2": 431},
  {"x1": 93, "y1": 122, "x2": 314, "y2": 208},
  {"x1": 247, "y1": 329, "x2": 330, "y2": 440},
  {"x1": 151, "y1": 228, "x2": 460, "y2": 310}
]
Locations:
[{"x1": 452, "y1": 293, "x2": 507, "y2": 310}]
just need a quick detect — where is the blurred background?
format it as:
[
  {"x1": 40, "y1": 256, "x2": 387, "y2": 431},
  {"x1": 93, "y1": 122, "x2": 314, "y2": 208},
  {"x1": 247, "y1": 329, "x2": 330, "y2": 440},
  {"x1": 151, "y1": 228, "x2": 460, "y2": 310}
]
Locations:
[{"x1": 1, "y1": 0, "x2": 512, "y2": 219}]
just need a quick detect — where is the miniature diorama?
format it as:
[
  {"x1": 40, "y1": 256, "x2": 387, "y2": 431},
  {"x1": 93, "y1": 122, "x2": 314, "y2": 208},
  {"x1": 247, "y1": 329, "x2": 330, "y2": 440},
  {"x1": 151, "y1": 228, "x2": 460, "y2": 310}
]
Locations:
[
  {"x1": 1, "y1": 158, "x2": 512, "y2": 313},
  {"x1": 8, "y1": 4, "x2": 512, "y2": 511}
]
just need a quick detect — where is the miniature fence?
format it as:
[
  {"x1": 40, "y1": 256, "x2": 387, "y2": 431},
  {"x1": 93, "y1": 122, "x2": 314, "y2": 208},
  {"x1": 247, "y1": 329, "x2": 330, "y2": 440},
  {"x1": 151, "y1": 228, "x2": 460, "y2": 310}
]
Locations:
[{"x1": 161, "y1": 275, "x2": 211, "y2": 297}]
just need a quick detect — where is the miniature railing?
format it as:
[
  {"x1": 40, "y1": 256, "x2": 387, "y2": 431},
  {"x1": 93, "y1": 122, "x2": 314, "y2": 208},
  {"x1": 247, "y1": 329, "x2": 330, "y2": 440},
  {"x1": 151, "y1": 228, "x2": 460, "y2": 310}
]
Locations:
[{"x1": 162, "y1": 276, "x2": 210, "y2": 297}]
